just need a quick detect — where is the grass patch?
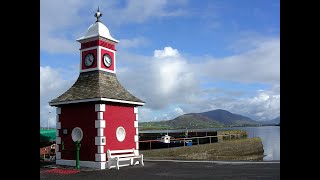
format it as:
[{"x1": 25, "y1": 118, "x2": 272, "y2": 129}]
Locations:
[{"x1": 141, "y1": 138, "x2": 264, "y2": 161}]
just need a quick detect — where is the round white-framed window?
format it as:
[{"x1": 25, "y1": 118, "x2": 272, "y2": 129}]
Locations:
[{"x1": 116, "y1": 126, "x2": 126, "y2": 142}]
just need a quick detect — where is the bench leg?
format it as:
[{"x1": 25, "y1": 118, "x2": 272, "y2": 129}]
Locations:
[
  {"x1": 116, "y1": 159, "x2": 120, "y2": 170},
  {"x1": 130, "y1": 158, "x2": 134, "y2": 165},
  {"x1": 141, "y1": 155, "x2": 144, "y2": 166}
]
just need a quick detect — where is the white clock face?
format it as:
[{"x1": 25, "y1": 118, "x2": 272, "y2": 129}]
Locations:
[
  {"x1": 103, "y1": 53, "x2": 112, "y2": 68},
  {"x1": 84, "y1": 53, "x2": 95, "y2": 67}
]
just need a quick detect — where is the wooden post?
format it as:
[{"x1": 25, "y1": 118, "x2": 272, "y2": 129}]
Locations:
[
  {"x1": 184, "y1": 138, "x2": 185, "y2": 146},
  {"x1": 149, "y1": 141, "x2": 152, "y2": 150},
  {"x1": 197, "y1": 138, "x2": 199, "y2": 145},
  {"x1": 209, "y1": 137, "x2": 211, "y2": 144}
]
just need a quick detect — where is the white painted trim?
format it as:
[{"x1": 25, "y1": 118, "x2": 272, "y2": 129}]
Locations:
[
  {"x1": 134, "y1": 121, "x2": 138, "y2": 128},
  {"x1": 56, "y1": 115, "x2": 59, "y2": 122},
  {"x1": 95, "y1": 104, "x2": 106, "y2": 112},
  {"x1": 56, "y1": 107, "x2": 61, "y2": 115},
  {"x1": 95, "y1": 120, "x2": 106, "y2": 128},
  {"x1": 95, "y1": 153, "x2": 106, "y2": 162},
  {"x1": 56, "y1": 130, "x2": 59, "y2": 137},
  {"x1": 136, "y1": 128, "x2": 139, "y2": 135},
  {"x1": 97, "y1": 146, "x2": 104, "y2": 153},
  {"x1": 136, "y1": 142, "x2": 139, "y2": 150},
  {"x1": 136, "y1": 114, "x2": 139, "y2": 121},
  {"x1": 134, "y1": 107, "x2": 138, "y2": 114},
  {"x1": 134, "y1": 135, "x2": 139, "y2": 142},
  {"x1": 56, "y1": 152, "x2": 61, "y2": 160},
  {"x1": 98, "y1": 46, "x2": 101, "y2": 69},
  {"x1": 56, "y1": 145, "x2": 59, "y2": 152},
  {"x1": 113, "y1": 51, "x2": 116, "y2": 73},
  {"x1": 97, "y1": 128, "x2": 104, "y2": 136},
  {"x1": 50, "y1": 98, "x2": 145, "y2": 106},
  {"x1": 100, "y1": 46, "x2": 116, "y2": 53},
  {"x1": 56, "y1": 137, "x2": 61, "y2": 144},
  {"x1": 80, "y1": 50, "x2": 82, "y2": 71},
  {"x1": 95, "y1": 136, "x2": 106, "y2": 145},
  {"x1": 56, "y1": 160, "x2": 106, "y2": 169},
  {"x1": 97, "y1": 112, "x2": 103, "y2": 120},
  {"x1": 56, "y1": 122, "x2": 61, "y2": 129},
  {"x1": 133, "y1": 149, "x2": 139, "y2": 156}
]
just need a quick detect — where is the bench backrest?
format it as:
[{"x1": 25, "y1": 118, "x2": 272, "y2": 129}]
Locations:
[{"x1": 107, "y1": 149, "x2": 136, "y2": 159}]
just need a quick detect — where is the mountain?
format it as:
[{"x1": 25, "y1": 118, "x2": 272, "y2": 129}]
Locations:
[
  {"x1": 199, "y1": 109, "x2": 259, "y2": 126},
  {"x1": 139, "y1": 109, "x2": 261, "y2": 130},
  {"x1": 261, "y1": 116, "x2": 280, "y2": 125}
]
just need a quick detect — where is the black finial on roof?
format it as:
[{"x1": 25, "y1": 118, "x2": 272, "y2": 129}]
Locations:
[{"x1": 94, "y1": 7, "x2": 102, "y2": 22}]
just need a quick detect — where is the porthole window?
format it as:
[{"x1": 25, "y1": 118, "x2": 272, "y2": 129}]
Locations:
[{"x1": 116, "y1": 126, "x2": 126, "y2": 142}]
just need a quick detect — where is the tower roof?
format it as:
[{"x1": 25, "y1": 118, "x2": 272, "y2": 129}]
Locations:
[
  {"x1": 76, "y1": 8, "x2": 119, "y2": 43},
  {"x1": 49, "y1": 71, "x2": 144, "y2": 106}
]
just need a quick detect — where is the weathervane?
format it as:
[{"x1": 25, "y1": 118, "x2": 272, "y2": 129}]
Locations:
[{"x1": 94, "y1": 6, "x2": 102, "y2": 22}]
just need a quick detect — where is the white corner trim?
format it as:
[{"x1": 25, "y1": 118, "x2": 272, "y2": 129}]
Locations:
[
  {"x1": 134, "y1": 135, "x2": 139, "y2": 142},
  {"x1": 134, "y1": 121, "x2": 138, "y2": 128},
  {"x1": 56, "y1": 122, "x2": 61, "y2": 129},
  {"x1": 56, "y1": 130, "x2": 59, "y2": 137},
  {"x1": 97, "y1": 112, "x2": 104, "y2": 120},
  {"x1": 134, "y1": 107, "x2": 138, "y2": 114},
  {"x1": 56, "y1": 115, "x2": 59, "y2": 122},
  {"x1": 56, "y1": 152, "x2": 61, "y2": 160},
  {"x1": 95, "y1": 136, "x2": 106, "y2": 145},
  {"x1": 95, "y1": 120, "x2": 106, "y2": 128},
  {"x1": 56, "y1": 137, "x2": 61, "y2": 144},
  {"x1": 136, "y1": 128, "x2": 139, "y2": 135},
  {"x1": 56, "y1": 145, "x2": 59, "y2": 152},
  {"x1": 136, "y1": 114, "x2": 139, "y2": 121},
  {"x1": 95, "y1": 153, "x2": 106, "y2": 162},
  {"x1": 98, "y1": 46, "x2": 101, "y2": 69},
  {"x1": 97, "y1": 128, "x2": 104, "y2": 136},
  {"x1": 136, "y1": 142, "x2": 139, "y2": 150},
  {"x1": 49, "y1": 98, "x2": 145, "y2": 106},
  {"x1": 95, "y1": 104, "x2": 106, "y2": 112},
  {"x1": 97, "y1": 146, "x2": 104, "y2": 153},
  {"x1": 56, "y1": 107, "x2": 61, "y2": 115},
  {"x1": 133, "y1": 149, "x2": 139, "y2": 156},
  {"x1": 56, "y1": 160, "x2": 106, "y2": 169}
]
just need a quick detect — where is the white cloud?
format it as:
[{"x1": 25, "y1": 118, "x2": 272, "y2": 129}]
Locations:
[
  {"x1": 40, "y1": 66, "x2": 75, "y2": 127},
  {"x1": 118, "y1": 37, "x2": 149, "y2": 49},
  {"x1": 117, "y1": 39, "x2": 279, "y2": 121},
  {"x1": 40, "y1": 0, "x2": 186, "y2": 54},
  {"x1": 197, "y1": 37, "x2": 280, "y2": 84}
]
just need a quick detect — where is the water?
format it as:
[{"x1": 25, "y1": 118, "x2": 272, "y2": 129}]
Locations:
[{"x1": 140, "y1": 126, "x2": 280, "y2": 161}]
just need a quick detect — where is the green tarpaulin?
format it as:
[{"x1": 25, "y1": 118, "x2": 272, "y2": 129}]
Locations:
[{"x1": 40, "y1": 129, "x2": 56, "y2": 142}]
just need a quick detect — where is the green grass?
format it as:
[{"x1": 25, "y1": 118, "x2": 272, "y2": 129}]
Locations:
[{"x1": 141, "y1": 138, "x2": 264, "y2": 161}]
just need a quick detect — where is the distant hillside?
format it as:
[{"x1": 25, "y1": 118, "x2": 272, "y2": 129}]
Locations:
[
  {"x1": 199, "y1": 109, "x2": 260, "y2": 126},
  {"x1": 261, "y1": 116, "x2": 280, "y2": 125},
  {"x1": 139, "y1": 109, "x2": 261, "y2": 130}
]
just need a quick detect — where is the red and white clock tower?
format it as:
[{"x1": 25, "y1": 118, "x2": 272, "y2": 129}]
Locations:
[{"x1": 49, "y1": 9, "x2": 145, "y2": 169}]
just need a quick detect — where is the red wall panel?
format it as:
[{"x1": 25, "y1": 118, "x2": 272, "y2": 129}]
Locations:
[
  {"x1": 104, "y1": 104, "x2": 136, "y2": 152},
  {"x1": 59, "y1": 103, "x2": 96, "y2": 161}
]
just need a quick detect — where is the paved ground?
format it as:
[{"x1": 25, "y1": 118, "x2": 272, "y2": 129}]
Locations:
[{"x1": 40, "y1": 160, "x2": 280, "y2": 180}]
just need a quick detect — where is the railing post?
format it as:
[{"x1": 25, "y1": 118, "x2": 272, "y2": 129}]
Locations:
[
  {"x1": 197, "y1": 138, "x2": 199, "y2": 145},
  {"x1": 149, "y1": 141, "x2": 152, "y2": 150},
  {"x1": 209, "y1": 136, "x2": 211, "y2": 144}
]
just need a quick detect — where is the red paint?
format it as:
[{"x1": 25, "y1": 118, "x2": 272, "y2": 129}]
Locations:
[
  {"x1": 81, "y1": 40, "x2": 116, "y2": 50},
  {"x1": 100, "y1": 49, "x2": 115, "y2": 71},
  {"x1": 59, "y1": 104, "x2": 97, "y2": 161},
  {"x1": 81, "y1": 49, "x2": 97, "y2": 70},
  {"x1": 42, "y1": 169, "x2": 80, "y2": 174},
  {"x1": 104, "y1": 104, "x2": 136, "y2": 152}
]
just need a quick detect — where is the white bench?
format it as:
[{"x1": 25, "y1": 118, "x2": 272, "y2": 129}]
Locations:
[{"x1": 107, "y1": 149, "x2": 144, "y2": 170}]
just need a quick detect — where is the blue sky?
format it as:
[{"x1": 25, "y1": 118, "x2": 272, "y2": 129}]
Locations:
[{"x1": 40, "y1": 0, "x2": 280, "y2": 127}]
